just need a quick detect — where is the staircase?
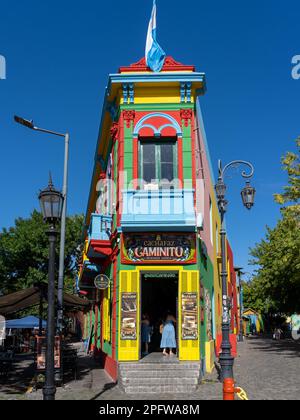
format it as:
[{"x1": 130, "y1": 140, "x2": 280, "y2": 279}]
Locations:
[{"x1": 119, "y1": 355, "x2": 201, "y2": 394}]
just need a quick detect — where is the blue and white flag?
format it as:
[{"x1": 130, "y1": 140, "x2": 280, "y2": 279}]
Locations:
[{"x1": 145, "y1": 0, "x2": 166, "y2": 72}]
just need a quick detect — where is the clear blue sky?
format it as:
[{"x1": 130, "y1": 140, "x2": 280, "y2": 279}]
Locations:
[{"x1": 1, "y1": 0, "x2": 299, "y2": 275}]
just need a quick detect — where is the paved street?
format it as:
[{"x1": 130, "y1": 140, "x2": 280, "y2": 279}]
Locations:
[{"x1": 0, "y1": 337, "x2": 299, "y2": 400}]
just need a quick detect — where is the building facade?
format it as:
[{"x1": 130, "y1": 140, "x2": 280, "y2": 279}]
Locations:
[{"x1": 78, "y1": 56, "x2": 239, "y2": 381}]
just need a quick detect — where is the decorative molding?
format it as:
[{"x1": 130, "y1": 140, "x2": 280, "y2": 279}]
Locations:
[
  {"x1": 133, "y1": 112, "x2": 182, "y2": 137},
  {"x1": 119, "y1": 56, "x2": 196, "y2": 73},
  {"x1": 123, "y1": 110, "x2": 135, "y2": 128},
  {"x1": 180, "y1": 109, "x2": 193, "y2": 127},
  {"x1": 110, "y1": 122, "x2": 119, "y2": 143},
  {"x1": 122, "y1": 83, "x2": 128, "y2": 104},
  {"x1": 180, "y1": 82, "x2": 186, "y2": 103},
  {"x1": 186, "y1": 82, "x2": 192, "y2": 103},
  {"x1": 129, "y1": 83, "x2": 134, "y2": 104},
  {"x1": 180, "y1": 82, "x2": 192, "y2": 103},
  {"x1": 122, "y1": 83, "x2": 135, "y2": 105}
]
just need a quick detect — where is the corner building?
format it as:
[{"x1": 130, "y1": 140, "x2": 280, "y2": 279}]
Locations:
[{"x1": 79, "y1": 56, "x2": 239, "y2": 382}]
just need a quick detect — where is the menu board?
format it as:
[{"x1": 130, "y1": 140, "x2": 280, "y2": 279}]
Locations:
[
  {"x1": 181, "y1": 292, "x2": 198, "y2": 340},
  {"x1": 120, "y1": 293, "x2": 137, "y2": 340},
  {"x1": 36, "y1": 336, "x2": 61, "y2": 370}
]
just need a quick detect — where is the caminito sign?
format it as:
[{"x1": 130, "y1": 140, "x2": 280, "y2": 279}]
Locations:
[{"x1": 122, "y1": 233, "x2": 196, "y2": 264}]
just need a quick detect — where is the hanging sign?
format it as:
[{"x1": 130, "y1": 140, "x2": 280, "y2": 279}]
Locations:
[
  {"x1": 122, "y1": 233, "x2": 196, "y2": 264},
  {"x1": 181, "y1": 292, "x2": 198, "y2": 340},
  {"x1": 120, "y1": 293, "x2": 137, "y2": 340},
  {"x1": 94, "y1": 274, "x2": 110, "y2": 290}
]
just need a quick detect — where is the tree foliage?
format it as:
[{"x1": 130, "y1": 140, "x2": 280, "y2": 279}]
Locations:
[
  {"x1": 0, "y1": 211, "x2": 84, "y2": 296},
  {"x1": 245, "y1": 140, "x2": 300, "y2": 315}
]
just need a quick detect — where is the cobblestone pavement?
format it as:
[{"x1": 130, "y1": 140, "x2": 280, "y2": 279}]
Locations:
[{"x1": 1, "y1": 337, "x2": 299, "y2": 400}]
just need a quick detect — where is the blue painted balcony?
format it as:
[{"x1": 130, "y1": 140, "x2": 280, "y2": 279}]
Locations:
[
  {"x1": 121, "y1": 189, "x2": 196, "y2": 232},
  {"x1": 87, "y1": 213, "x2": 113, "y2": 260}
]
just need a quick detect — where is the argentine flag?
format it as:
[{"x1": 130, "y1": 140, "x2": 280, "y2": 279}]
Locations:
[{"x1": 145, "y1": 0, "x2": 166, "y2": 72}]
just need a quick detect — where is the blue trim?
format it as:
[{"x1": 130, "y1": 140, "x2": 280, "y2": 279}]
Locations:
[
  {"x1": 108, "y1": 72, "x2": 206, "y2": 91},
  {"x1": 122, "y1": 83, "x2": 128, "y2": 104},
  {"x1": 129, "y1": 83, "x2": 134, "y2": 104},
  {"x1": 186, "y1": 82, "x2": 192, "y2": 103},
  {"x1": 134, "y1": 112, "x2": 182, "y2": 136},
  {"x1": 180, "y1": 82, "x2": 186, "y2": 103}
]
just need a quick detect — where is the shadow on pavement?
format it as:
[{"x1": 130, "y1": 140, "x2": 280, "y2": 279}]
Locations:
[{"x1": 245, "y1": 336, "x2": 300, "y2": 358}]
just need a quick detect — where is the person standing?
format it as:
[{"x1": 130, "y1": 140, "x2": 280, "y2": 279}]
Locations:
[
  {"x1": 160, "y1": 313, "x2": 176, "y2": 356},
  {"x1": 141, "y1": 314, "x2": 152, "y2": 356}
]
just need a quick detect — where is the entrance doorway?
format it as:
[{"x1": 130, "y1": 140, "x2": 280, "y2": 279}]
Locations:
[{"x1": 141, "y1": 271, "x2": 178, "y2": 355}]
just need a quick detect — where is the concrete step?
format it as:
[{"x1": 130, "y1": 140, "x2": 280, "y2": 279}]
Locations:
[
  {"x1": 119, "y1": 363, "x2": 201, "y2": 371},
  {"x1": 120, "y1": 377, "x2": 199, "y2": 386},
  {"x1": 124, "y1": 384, "x2": 199, "y2": 394},
  {"x1": 120, "y1": 369, "x2": 200, "y2": 378},
  {"x1": 119, "y1": 359, "x2": 201, "y2": 394}
]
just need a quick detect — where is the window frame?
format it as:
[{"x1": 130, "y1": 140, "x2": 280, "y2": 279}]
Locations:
[{"x1": 138, "y1": 136, "x2": 178, "y2": 188}]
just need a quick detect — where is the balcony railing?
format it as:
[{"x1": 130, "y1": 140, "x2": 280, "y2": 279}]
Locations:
[{"x1": 121, "y1": 189, "x2": 196, "y2": 232}]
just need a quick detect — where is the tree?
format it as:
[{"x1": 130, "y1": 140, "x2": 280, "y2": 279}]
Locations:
[
  {"x1": 245, "y1": 140, "x2": 300, "y2": 315},
  {"x1": 0, "y1": 211, "x2": 84, "y2": 296}
]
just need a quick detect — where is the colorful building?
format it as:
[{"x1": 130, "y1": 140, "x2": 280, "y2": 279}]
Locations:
[{"x1": 78, "y1": 56, "x2": 239, "y2": 381}]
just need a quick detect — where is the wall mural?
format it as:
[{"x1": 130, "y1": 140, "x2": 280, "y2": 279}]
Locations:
[{"x1": 204, "y1": 289, "x2": 213, "y2": 341}]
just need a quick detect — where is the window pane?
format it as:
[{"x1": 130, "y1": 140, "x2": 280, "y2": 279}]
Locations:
[
  {"x1": 160, "y1": 143, "x2": 174, "y2": 163},
  {"x1": 142, "y1": 143, "x2": 155, "y2": 163},
  {"x1": 161, "y1": 163, "x2": 174, "y2": 182},
  {"x1": 143, "y1": 163, "x2": 156, "y2": 183}
]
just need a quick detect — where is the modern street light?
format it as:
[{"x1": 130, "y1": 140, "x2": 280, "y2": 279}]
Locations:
[
  {"x1": 234, "y1": 267, "x2": 244, "y2": 343},
  {"x1": 215, "y1": 159, "x2": 255, "y2": 398},
  {"x1": 39, "y1": 175, "x2": 63, "y2": 401},
  {"x1": 14, "y1": 115, "x2": 69, "y2": 336}
]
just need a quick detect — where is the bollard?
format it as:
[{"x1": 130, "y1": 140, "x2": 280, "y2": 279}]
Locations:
[{"x1": 223, "y1": 378, "x2": 236, "y2": 400}]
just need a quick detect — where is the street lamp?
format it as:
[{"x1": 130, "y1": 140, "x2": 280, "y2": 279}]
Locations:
[
  {"x1": 215, "y1": 159, "x2": 255, "y2": 398},
  {"x1": 14, "y1": 115, "x2": 69, "y2": 336},
  {"x1": 39, "y1": 175, "x2": 63, "y2": 401}
]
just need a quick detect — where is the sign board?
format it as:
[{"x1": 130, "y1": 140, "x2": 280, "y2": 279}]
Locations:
[
  {"x1": 122, "y1": 233, "x2": 196, "y2": 264},
  {"x1": 181, "y1": 292, "x2": 198, "y2": 340},
  {"x1": 94, "y1": 274, "x2": 110, "y2": 290},
  {"x1": 120, "y1": 293, "x2": 137, "y2": 340},
  {"x1": 36, "y1": 336, "x2": 61, "y2": 370}
]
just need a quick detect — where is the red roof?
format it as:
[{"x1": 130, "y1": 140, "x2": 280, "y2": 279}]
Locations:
[{"x1": 119, "y1": 56, "x2": 195, "y2": 73}]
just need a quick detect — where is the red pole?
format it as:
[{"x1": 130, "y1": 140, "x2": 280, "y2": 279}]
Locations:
[{"x1": 223, "y1": 378, "x2": 235, "y2": 401}]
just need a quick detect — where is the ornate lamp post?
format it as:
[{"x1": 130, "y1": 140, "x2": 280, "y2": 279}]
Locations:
[
  {"x1": 215, "y1": 160, "x2": 255, "y2": 396},
  {"x1": 39, "y1": 176, "x2": 63, "y2": 401},
  {"x1": 14, "y1": 115, "x2": 69, "y2": 337}
]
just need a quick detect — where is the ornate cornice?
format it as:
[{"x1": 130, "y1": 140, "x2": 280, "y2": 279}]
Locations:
[{"x1": 119, "y1": 56, "x2": 195, "y2": 73}]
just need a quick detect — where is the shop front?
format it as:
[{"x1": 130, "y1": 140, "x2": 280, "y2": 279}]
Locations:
[{"x1": 118, "y1": 232, "x2": 200, "y2": 362}]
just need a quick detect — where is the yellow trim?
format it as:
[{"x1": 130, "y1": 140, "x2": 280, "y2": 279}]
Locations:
[{"x1": 205, "y1": 340, "x2": 215, "y2": 373}]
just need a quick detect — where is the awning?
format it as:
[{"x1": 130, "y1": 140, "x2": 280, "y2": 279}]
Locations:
[
  {"x1": 5, "y1": 316, "x2": 47, "y2": 329},
  {"x1": 0, "y1": 286, "x2": 90, "y2": 315}
]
